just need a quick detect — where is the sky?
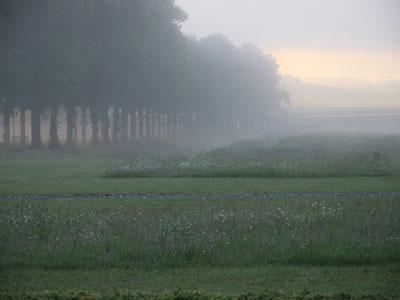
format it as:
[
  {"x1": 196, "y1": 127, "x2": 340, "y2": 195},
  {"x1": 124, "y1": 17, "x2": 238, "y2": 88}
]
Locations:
[{"x1": 175, "y1": 0, "x2": 400, "y2": 107}]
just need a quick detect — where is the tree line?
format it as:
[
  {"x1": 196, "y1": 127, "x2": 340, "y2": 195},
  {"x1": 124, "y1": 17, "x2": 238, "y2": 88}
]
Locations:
[{"x1": 0, "y1": 0, "x2": 289, "y2": 148}]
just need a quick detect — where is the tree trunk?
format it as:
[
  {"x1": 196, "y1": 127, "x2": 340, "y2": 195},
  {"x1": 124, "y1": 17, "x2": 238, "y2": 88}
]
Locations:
[
  {"x1": 136, "y1": 109, "x2": 141, "y2": 139},
  {"x1": 168, "y1": 114, "x2": 174, "y2": 138},
  {"x1": 112, "y1": 105, "x2": 120, "y2": 143},
  {"x1": 66, "y1": 104, "x2": 76, "y2": 147},
  {"x1": 154, "y1": 113, "x2": 159, "y2": 139},
  {"x1": 142, "y1": 109, "x2": 147, "y2": 139},
  {"x1": 148, "y1": 113, "x2": 153, "y2": 138},
  {"x1": 73, "y1": 122, "x2": 78, "y2": 144},
  {"x1": 2, "y1": 107, "x2": 11, "y2": 145},
  {"x1": 130, "y1": 108, "x2": 135, "y2": 139},
  {"x1": 20, "y1": 108, "x2": 26, "y2": 145},
  {"x1": 177, "y1": 114, "x2": 183, "y2": 138},
  {"x1": 121, "y1": 106, "x2": 128, "y2": 143},
  {"x1": 81, "y1": 107, "x2": 88, "y2": 144},
  {"x1": 31, "y1": 106, "x2": 42, "y2": 148},
  {"x1": 90, "y1": 106, "x2": 100, "y2": 146},
  {"x1": 49, "y1": 103, "x2": 60, "y2": 148},
  {"x1": 100, "y1": 105, "x2": 110, "y2": 145},
  {"x1": 162, "y1": 114, "x2": 167, "y2": 139}
]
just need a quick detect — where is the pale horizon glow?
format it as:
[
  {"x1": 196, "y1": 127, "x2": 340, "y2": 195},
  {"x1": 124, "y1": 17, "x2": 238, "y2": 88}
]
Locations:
[
  {"x1": 175, "y1": 0, "x2": 400, "y2": 107},
  {"x1": 268, "y1": 48, "x2": 400, "y2": 88}
]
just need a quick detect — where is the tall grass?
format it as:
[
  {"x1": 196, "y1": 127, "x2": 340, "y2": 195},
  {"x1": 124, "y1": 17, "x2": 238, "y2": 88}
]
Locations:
[
  {"x1": 106, "y1": 149, "x2": 392, "y2": 178},
  {"x1": 106, "y1": 135, "x2": 399, "y2": 178},
  {"x1": 1, "y1": 197, "x2": 399, "y2": 270}
]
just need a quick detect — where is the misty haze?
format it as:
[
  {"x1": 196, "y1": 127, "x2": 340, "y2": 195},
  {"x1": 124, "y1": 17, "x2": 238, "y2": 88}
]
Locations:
[{"x1": 0, "y1": 1, "x2": 399, "y2": 299}]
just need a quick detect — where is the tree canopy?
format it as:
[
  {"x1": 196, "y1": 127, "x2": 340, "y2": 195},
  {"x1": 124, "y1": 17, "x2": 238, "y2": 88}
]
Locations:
[{"x1": 0, "y1": 0, "x2": 288, "y2": 148}]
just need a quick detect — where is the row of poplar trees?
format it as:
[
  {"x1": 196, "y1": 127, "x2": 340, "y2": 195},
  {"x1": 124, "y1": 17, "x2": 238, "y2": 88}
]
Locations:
[{"x1": 0, "y1": 0, "x2": 289, "y2": 148}]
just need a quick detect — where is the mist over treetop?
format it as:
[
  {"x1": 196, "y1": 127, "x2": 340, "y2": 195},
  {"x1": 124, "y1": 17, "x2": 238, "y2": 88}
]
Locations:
[{"x1": 0, "y1": 0, "x2": 287, "y2": 148}]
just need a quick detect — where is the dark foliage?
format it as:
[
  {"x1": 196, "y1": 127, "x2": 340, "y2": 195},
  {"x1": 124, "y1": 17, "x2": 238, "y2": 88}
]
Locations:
[{"x1": 0, "y1": 0, "x2": 288, "y2": 148}]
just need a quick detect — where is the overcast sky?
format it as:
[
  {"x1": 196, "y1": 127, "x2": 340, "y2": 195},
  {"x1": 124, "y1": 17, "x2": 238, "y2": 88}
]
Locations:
[{"x1": 175, "y1": 0, "x2": 400, "y2": 90}]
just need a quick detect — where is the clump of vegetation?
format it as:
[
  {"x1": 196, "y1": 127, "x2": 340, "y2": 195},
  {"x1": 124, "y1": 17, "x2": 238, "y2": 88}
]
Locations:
[
  {"x1": 106, "y1": 149, "x2": 392, "y2": 178},
  {"x1": 106, "y1": 135, "x2": 397, "y2": 178},
  {"x1": 1, "y1": 197, "x2": 399, "y2": 270}
]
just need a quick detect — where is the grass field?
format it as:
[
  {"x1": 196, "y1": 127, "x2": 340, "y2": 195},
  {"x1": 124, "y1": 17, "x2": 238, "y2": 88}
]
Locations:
[
  {"x1": 0, "y1": 135, "x2": 400, "y2": 299},
  {"x1": 1, "y1": 197, "x2": 399, "y2": 269},
  {"x1": 2, "y1": 266, "x2": 399, "y2": 296},
  {"x1": 0, "y1": 149, "x2": 399, "y2": 195}
]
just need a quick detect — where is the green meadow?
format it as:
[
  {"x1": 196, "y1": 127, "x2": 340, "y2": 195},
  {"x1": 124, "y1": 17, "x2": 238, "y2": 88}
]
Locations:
[{"x1": 1, "y1": 135, "x2": 399, "y2": 299}]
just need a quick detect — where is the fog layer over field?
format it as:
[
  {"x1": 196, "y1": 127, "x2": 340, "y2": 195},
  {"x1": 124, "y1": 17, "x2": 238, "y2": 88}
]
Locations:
[{"x1": 1, "y1": 1, "x2": 399, "y2": 150}]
